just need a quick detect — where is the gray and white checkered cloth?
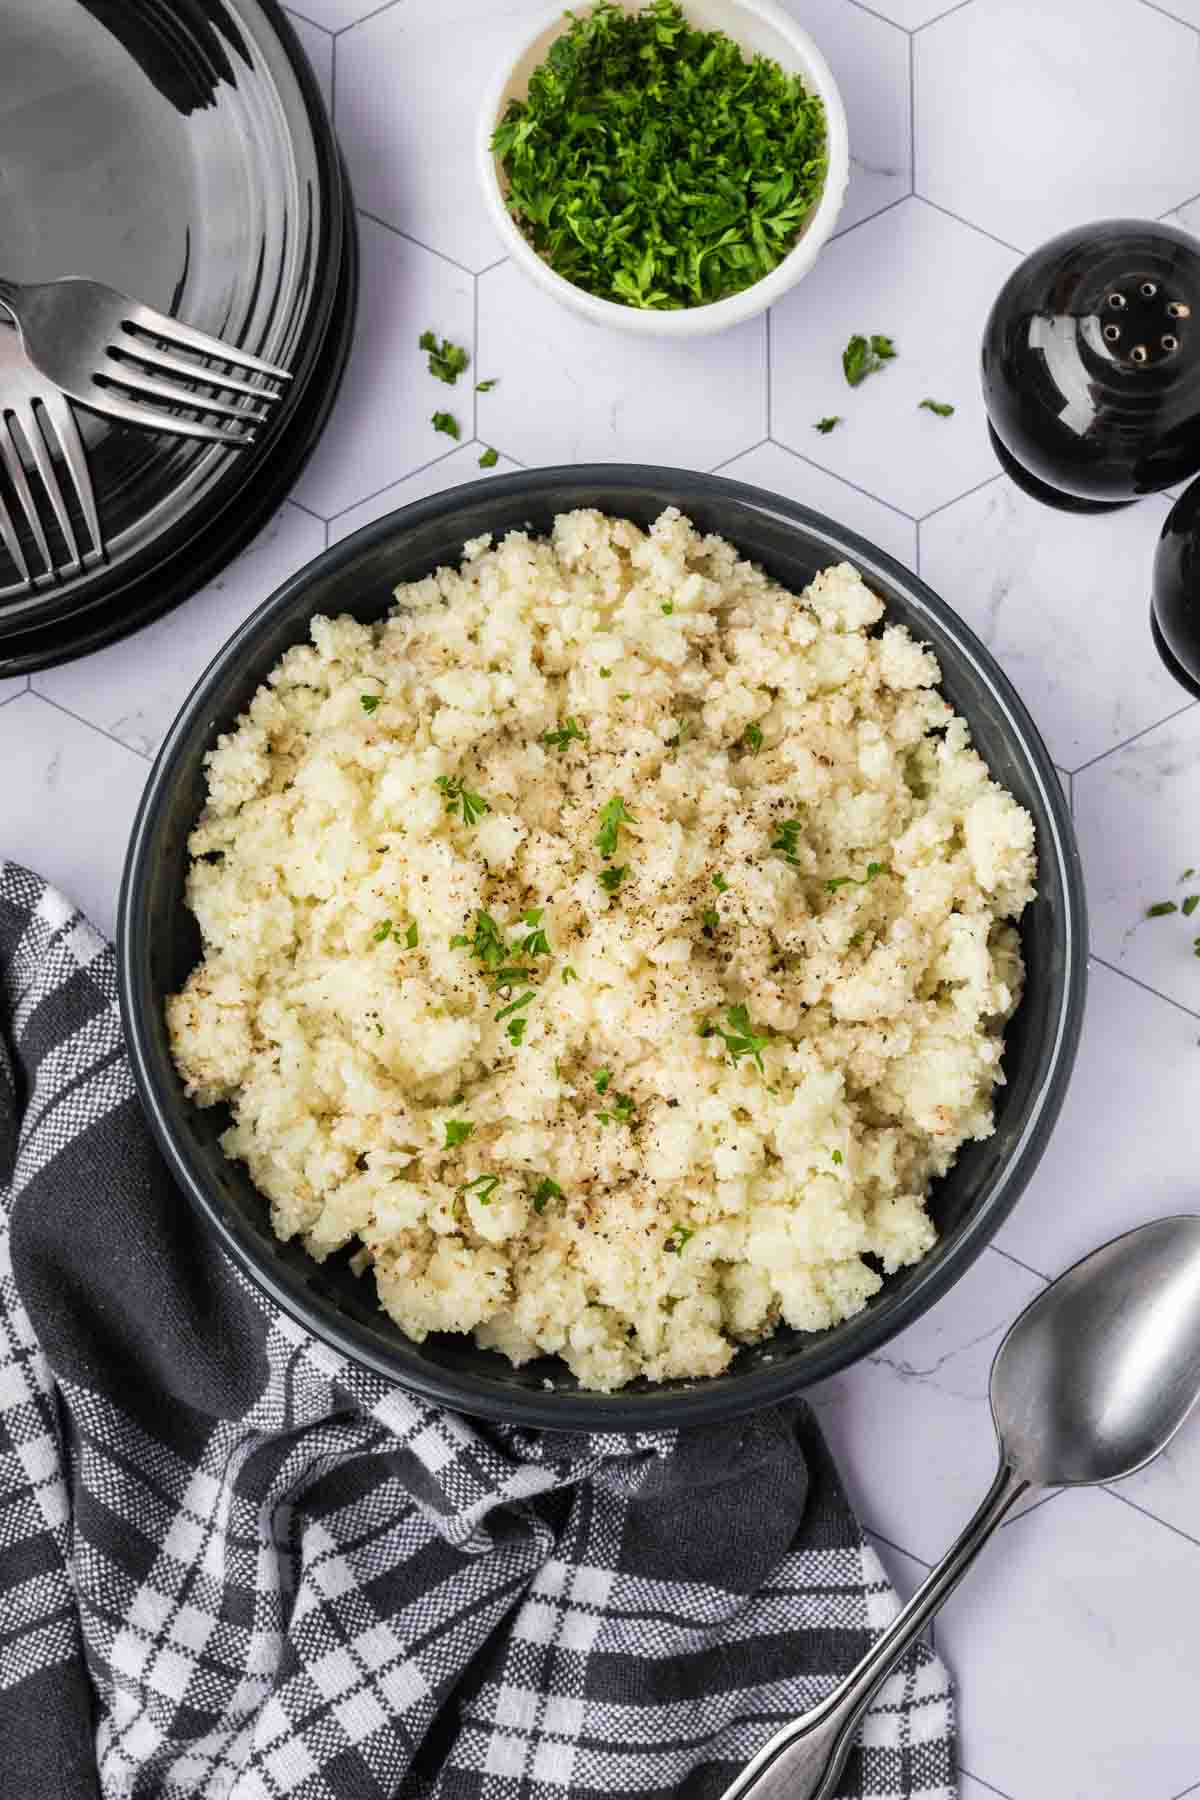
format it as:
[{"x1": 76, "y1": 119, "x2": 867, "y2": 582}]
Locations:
[{"x1": 0, "y1": 862, "x2": 956, "y2": 1799}]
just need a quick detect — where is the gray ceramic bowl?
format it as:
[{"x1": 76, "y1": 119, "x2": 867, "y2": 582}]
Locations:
[{"x1": 118, "y1": 467, "x2": 1087, "y2": 1429}]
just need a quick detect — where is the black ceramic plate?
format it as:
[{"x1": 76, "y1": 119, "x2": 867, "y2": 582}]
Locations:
[
  {"x1": 0, "y1": 0, "x2": 343, "y2": 634},
  {"x1": 0, "y1": 161, "x2": 357, "y2": 678},
  {"x1": 119, "y1": 469, "x2": 1089, "y2": 1431}
]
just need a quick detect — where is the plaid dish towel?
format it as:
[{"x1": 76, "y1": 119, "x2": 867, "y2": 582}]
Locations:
[{"x1": 0, "y1": 862, "x2": 956, "y2": 1800}]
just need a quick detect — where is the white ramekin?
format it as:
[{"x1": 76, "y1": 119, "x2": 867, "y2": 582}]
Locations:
[{"x1": 476, "y1": 0, "x2": 849, "y2": 338}]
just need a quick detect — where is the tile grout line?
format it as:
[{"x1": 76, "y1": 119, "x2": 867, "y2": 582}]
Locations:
[
  {"x1": 286, "y1": 496, "x2": 327, "y2": 524},
  {"x1": 843, "y1": 0, "x2": 915, "y2": 31},
  {"x1": 325, "y1": 443, "x2": 467, "y2": 528},
  {"x1": 913, "y1": 0, "x2": 980, "y2": 32},
  {"x1": 917, "y1": 470, "x2": 1004, "y2": 526},
  {"x1": 710, "y1": 439, "x2": 768, "y2": 474},
  {"x1": 1103, "y1": 1483, "x2": 1200, "y2": 1551},
  {"x1": 1140, "y1": 0, "x2": 1200, "y2": 33},
  {"x1": 1090, "y1": 954, "x2": 1200, "y2": 1025},
  {"x1": 912, "y1": 194, "x2": 1024, "y2": 258},
  {"x1": 864, "y1": 1526, "x2": 934, "y2": 1572},
  {"x1": 357, "y1": 209, "x2": 481, "y2": 280},
  {"x1": 829, "y1": 191, "x2": 910, "y2": 246},
  {"x1": 908, "y1": 30, "x2": 916, "y2": 196},
  {"x1": 282, "y1": 4, "x2": 333, "y2": 34},
  {"x1": 765, "y1": 437, "x2": 919, "y2": 527},
  {"x1": 956, "y1": 1766, "x2": 1018, "y2": 1800},
  {"x1": 1069, "y1": 697, "x2": 1199, "y2": 776},
  {"x1": 28, "y1": 690, "x2": 154, "y2": 765},
  {"x1": 986, "y1": 1241, "x2": 1051, "y2": 1285},
  {"x1": 473, "y1": 273, "x2": 480, "y2": 444},
  {"x1": 333, "y1": 0, "x2": 404, "y2": 35}
]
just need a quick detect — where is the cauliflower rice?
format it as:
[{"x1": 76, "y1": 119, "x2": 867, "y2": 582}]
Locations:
[{"x1": 168, "y1": 508, "x2": 1036, "y2": 1392}]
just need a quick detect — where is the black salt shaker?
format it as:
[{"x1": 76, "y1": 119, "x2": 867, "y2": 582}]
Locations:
[{"x1": 982, "y1": 219, "x2": 1200, "y2": 510}]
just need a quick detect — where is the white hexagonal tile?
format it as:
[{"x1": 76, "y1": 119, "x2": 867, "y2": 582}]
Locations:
[
  {"x1": 285, "y1": 10, "x2": 333, "y2": 110},
  {"x1": 915, "y1": 0, "x2": 1200, "y2": 251},
  {"x1": 292, "y1": 219, "x2": 474, "y2": 519},
  {"x1": 775, "y1": 0, "x2": 911, "y2": 236},
  {"x1": 0, "y1": 673, "x2": 27, "y2": 705},
  {"x1": 995, "y1": 960, "x2": 1200, "y2": 1280},
  {"x1": 958, "y1": 1775, "x2": 1015, "y2": 1800},
  {"x1": 330, "y1": 442, "x2": 520, "y2": 544},
  {"x1": 33, "y1": 506, "x2": 325, "y2": 760},
  {"x1": 938, "y1": 1488, "x2": 1200, "y2": 1799},
  {"x1": 808, "y1": 1248, "x2": 1047, "y2": 1564},
  {"x1": 919, "y1": 478, "x2": 1177, "y2": 770},
  {"x1": 721, "y1": 441, "x2": 917, "y2": 567},
  {"x1": 1073, "y1": 706, "x2": 1200, "y2": 1015},
  {"x1": 478, "y1": 260, "x2": 766, "y2": 466},
  {"x1": 336, "y1": 0, "x2": 550, "y2": 272},
  {"x1": 1111, "y1": 1419, "x2": 1200, "y2": 1551},
  {"x1": 0, "y1": 694, "x2": 148, "y2": 938},
  {"x1": 770, "y1": 200, "x2": 1017, "y2": 517}
]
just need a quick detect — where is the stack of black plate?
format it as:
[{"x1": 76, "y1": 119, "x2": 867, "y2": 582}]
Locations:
[{"x1": 0, "y1": 0, "x2": 356, "y2": 675}]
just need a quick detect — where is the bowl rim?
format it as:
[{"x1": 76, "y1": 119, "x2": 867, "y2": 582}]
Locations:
[
  {"x1": 474, "y1": 0, "x2": 851, "y2": 338},
  {"x1": 118, "y1": 464, "x2": 1088, "y2": 1429}
]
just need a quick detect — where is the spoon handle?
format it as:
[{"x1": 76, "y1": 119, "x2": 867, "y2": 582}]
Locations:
[{"x1": 718, "y1": 1458, "x2": 1033, "y2": 1800}]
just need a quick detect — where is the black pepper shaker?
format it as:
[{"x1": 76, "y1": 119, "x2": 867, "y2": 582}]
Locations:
[
  {"x1": 1152, "y1": 479, "x2": 1200, "y2": 697},
  {"x1": 981, "y1": 219, "x2": 1200, "y2": 510}
]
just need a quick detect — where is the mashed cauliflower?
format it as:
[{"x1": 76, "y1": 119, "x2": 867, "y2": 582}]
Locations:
[{"x1": 168, "y1": 508, "x2": 1035, "y2": 1391}]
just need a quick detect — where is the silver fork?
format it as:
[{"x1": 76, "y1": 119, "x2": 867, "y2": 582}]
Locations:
[
  {"x1": 0, "y1": 276, "x2": 292, "y2": 449},
  {"x1": 0, "y1": 324, "x2": 101, "y2": 590}
]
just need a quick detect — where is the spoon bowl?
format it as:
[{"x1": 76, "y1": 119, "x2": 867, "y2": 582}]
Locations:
[{"x1": 993, "y1": 1215, "x2": 1200, "y2": 1488}]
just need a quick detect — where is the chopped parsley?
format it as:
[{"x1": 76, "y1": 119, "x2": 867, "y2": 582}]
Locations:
[
  {"x1": 491, "y1": 0, "x2": 827, "y2": 311},
  {"x1": 617, "y1": 691, "x2": 632, "y2": 701},
  {"x1": 542, "y1": 716, "x2": 587, "y2": 752},
  {"x1": 661, "y1": 601, "x2": 675, "y2": 616},
  {"x1": 827, "y1": 861, "x2": 887, "y2": 893},
  {"x1": 843, "y1": 333, "x2": 897, "y2": 387},
  {"x1": 435, "y1": 775, "x2": 489, "y2": 826},
  {"x1": 831, "y1": 1148, "x2": 843, "y2": 1165},
  {"x1": 517, "y1": 920, "x2": 552, "y2": 958},
  {"x1": 476, "y1": 378, "x2": 498, "y2": 393},
  {"x1": 495, "y1": 988, "x2": 535, "y2": 1023},
  {"x1": 360, "y1": 693, "x2": 381, "y2": 715},
  {"x1": 1184, "y1": 867, "x2": 1197, "y2": 880},
  {"x1": 531, "y1": 1175, "x2": 562, "y2": 1214},
  {"x1": 372, "y1": 917, "x2": 418, "y2": 948},
  {"x1": 596, "y1": 795, "x2": 634, "y2": 859},
  {"x1": 713, "y1": 873, "x2": 730, "y2": 892},
  {"x1": 919, "y1": 398, "x2": 955, "y2": 417},
  {"x1": 478, "y1": 446, "x2": 499, "y2": 468},
  {"x1": 1184, "y1": 895, "x2": 1200, "y2": 917},
  {"x1": 1146, "y1": 900, "x2": 1178, "y2": 918},
  {"x1": 444, "y1": 1119, "x2": 474, "y2": 1149},
  {"x1": 463, "y1": 1174, "x2": 501, "y2": 1205},
  {"x1": 707, "y1": 1003, "x2": 770, "y2": 1072},
  {"x1": 771, "y1": 818, "x2": 803, "y2": 865},
  {"x1": 506, "y1": 1017, "x2": 528, "y2": 1047},
  {"x1": 405, "y1": 920, "x2": 419, "y2": 948},
  {"x1": 561, "y1": 965, "x2": 579, "y2": 983},
  {"x1": 815, "y1": 416, "x2": 842, "y2": 434},
  {"x1": 595, "y1": 1068, "x2": 612, "y2": 1094},
  {"x1": 744, "y1": 723, "x2": 764, "y2": 755},
  {"x1": 372, "y1": 918, "x2": 393, "y2": 944},
  {"x1": 702, "y1": 907, "x2": 720, "y2": 932},
  {"x1": 599, "y1": 864, "x2": 629, "y2": 895},
  {"x1": 431, "y1": 410, "x2": 460, "y2": 439},
  {"x1": 599, "y1": 1091, "x2": 636, "y2": 1126},
  {"x1": 599, "y1": 666, "x2": 613, "y2": 678},
  {"x1": 419, "y1": 330, "x2": 470, "y2": 384},
  {"x1": 664, "y1": 1223, "x2": 695, "y2": 1254}
]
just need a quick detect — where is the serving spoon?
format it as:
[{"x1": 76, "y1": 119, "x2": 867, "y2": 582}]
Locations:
[{"x1": 720, "y1": 1216, "x2": 1200, "y2": 1800}]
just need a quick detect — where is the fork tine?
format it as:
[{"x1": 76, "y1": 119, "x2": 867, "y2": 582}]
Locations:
[
  {"x1": 122, "y1": 305, "x2": 292, "y2": 381},
  {"x1": 119, "y1": 341, "x2": 283, "y2": 403},
  {"x1": 0, "y1": 415, "x2": 52, "y2": 577},
  {"x1": 78, "y1": 384, "x2": 256, "y2": 447},
  {"x1": 102, "y1": 358, "x2": 270, "y2": 425},
  {"x1": 0, "y1": 488, "x2": 32, "y2": 589},
  {"x1": 22, "y1": 399, "x2": 85, "y2": 572},
  {"x1": 37, "y1": 389, "x2": 102, "y2": 563}
]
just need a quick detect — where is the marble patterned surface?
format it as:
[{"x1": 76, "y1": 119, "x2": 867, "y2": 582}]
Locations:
[{"x1": 7, "y1": 1, "x2": 1200, "y2": 1795}]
